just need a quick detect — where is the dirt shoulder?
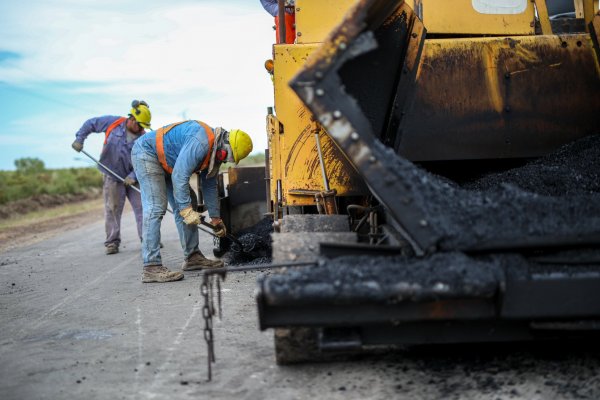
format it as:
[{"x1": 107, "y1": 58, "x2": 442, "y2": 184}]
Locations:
[{"x1": 0, "y1": 196, "x2": 104, "y2": 254}]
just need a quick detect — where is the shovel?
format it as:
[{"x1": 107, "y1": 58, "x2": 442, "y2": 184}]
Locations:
[{"x1": 198, "y1": 216, "x2": 248, "y2": 253}]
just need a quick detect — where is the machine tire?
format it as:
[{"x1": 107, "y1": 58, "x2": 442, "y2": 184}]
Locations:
[
  {"x1": 271, "y1": 214, "x2": 353, "y2": 365},
  {"x1": 272, "y1": 218, "x2": 322, "y2": 365},
  {"x1": 274, "y1": 327, "x2": 321, "y2": 365}
]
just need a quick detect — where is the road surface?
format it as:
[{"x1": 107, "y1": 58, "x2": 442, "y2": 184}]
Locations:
[{"x1": 1, "y1": 210, "x2": 599, "y2": 399}]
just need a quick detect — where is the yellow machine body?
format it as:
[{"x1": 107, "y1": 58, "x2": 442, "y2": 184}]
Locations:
[
  {"x1": 266, "y1": 0, "x2": 600, "y2": 211},
  {"x1": 294, "y1": 0, "x2": 542, "y2": 42},
  {"x1": 400, "y1": 33, "x2": 600, "y2": 160},
  {"x1": 268, "y1": 44, "x2": 367, "y2": 208}
]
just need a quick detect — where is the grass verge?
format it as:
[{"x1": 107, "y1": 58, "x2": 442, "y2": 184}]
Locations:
[{"x1": 0, "y1": 198, "x2": 104, "y2": 231}]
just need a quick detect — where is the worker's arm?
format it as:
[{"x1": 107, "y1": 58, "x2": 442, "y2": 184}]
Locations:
[
  {"x1": 199, "y1": 169, "x2": 219, "y2": 218},
  {"x1": 173, "y1": 136, "x2": 224, "y2": 233},
  {"x1": 171, "y1": 136, "x2": 209, "y2": 213},
  {"x1": 123, "y1": 172, "x2": 137, "y2": 186},
  {"x1": 125, "y1": 170, "x2": 137, "y2": 183},
  {"x1": 74, "y1": 115, "x2": 122, "y2": 144},
  {"x1": 260, "y1": 0, "x2": 278, "y2": 17},
  {"x1": 126, "y1": 140, "x2": 139, "y2": 182}
]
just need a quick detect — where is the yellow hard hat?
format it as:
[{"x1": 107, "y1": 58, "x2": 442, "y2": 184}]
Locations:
[
  {"x1": 229, "y1": 129, "x2": 253, "y2": 163},
  {"x1": 129, "y1": 100, "x2": 152, "y2": 129}
]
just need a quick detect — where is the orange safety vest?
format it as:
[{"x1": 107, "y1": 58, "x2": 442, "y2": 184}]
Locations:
[
  {"x1": 156, "y1": 120, "x2": 215, "y2": 174},
  {"x1": 104, "y1": 117, "x2": 127, "y2": 145}
]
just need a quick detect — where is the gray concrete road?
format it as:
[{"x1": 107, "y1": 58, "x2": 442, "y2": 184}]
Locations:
[{"x1": 1, "y1": 211, "x2": 600, "y2": 399}]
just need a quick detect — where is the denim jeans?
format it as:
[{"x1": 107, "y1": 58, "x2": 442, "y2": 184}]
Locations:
[{"x1": 131, "y1": 146, "x2": 199, "y2": 267}]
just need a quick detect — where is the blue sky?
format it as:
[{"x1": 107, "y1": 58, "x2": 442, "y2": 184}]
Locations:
[{"x1": 0, "y1": 0, "x2": 275, "y2": 170}]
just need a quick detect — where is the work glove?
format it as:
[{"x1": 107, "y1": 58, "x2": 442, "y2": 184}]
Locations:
[
  {"x1": 123, "y1": 177, "x2": 136, "y2": 187},
  {"x1": 211, "y1": 218, "x2": 227, "y2": 238},
  {"x1": 71, "y1": 140, "x2": 83, "y2": 152},
  {"x1": 180, "y1": 206, "x2": 201, "y2": 226}
]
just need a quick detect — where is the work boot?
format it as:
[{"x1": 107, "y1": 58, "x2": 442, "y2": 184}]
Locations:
[
  {"x1": 182, "y1": 252, "x2": 224, "y2": 271},
  {"x1": 142, "y1": 266, "x2": 184, "y2": 283},
  {"x1": 105, "y1": 244, "x2": 119, "y2": 255}
]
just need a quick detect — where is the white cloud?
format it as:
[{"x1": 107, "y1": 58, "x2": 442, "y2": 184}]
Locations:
[{"x1": 0, "y1": 0, "x2": 279, "y2": 163}]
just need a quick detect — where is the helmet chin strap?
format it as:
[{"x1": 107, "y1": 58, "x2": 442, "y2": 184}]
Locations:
[{"x1": 225, "y1": 143, "x2": 235, "y2": 163}]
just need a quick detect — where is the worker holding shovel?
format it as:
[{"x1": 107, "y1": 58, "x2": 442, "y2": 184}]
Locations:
[
  {"x1": 131, "y1": 120, "x2": 252, "y2": 283},
  {"x1": 71, "y1": 100, "x2": 151, "y2": 255}
]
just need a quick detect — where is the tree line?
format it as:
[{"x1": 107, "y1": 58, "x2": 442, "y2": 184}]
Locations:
[{"x1": 0, "y1": 158, "x2": 103, "y2": 204}]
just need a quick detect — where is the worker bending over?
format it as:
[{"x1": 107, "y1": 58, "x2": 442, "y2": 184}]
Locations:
[
  {"x1": 72, "y1": 100, "x2": 151, "y2": 255},
  {"x1": 131, "y1": 120, "x2": 253, "y2": 283}
]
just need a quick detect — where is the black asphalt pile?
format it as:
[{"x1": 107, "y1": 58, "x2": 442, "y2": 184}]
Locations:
[
  {"x1": 464, "y1": 134, "x2": 600, "y2": 196},
  {"x1": 259, "y1": 252, "x2": 523, "y2": 306},
  {"x1": 259, "y1": 135, "x2": 600, "y2": 305},
  {"x1": 227, "y1": 217, "x2": 273, "y2": 265},
  {"x1": 371, "y1": 134, "x2": 600, "y2": 251}
]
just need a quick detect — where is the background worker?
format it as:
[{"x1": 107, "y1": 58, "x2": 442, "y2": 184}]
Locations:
[
  {"x1": 260, "y1": 0, "x2": 296, "y2": 44},
  {"x1": 131, "y1": 120, "x2": 253, "y2": 283},
  {"x1": 72, "y1": 100, "x2": 151, "y2": 255}
]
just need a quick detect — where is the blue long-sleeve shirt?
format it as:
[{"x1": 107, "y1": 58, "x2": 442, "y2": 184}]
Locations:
[
  {"x1": 75, "y1": 115, "x2": 138, "y2": 181},
  {"x1": 135, "y1": 121, "x2": 219, "y2": 217}
]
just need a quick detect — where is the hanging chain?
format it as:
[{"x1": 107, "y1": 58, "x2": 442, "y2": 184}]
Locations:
[
  {"x1": 217, "y1": 277, "x2": 223, "y2": 320},
  {"x1": 209, "y1": 274, "x2": 216, "y2": 317},
  {"x1": 201, "y1": 274, "x2": 215, "y2": 381},
  {"x1": 199, "y1": 261, "x2": 316, "y2": 382}
]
